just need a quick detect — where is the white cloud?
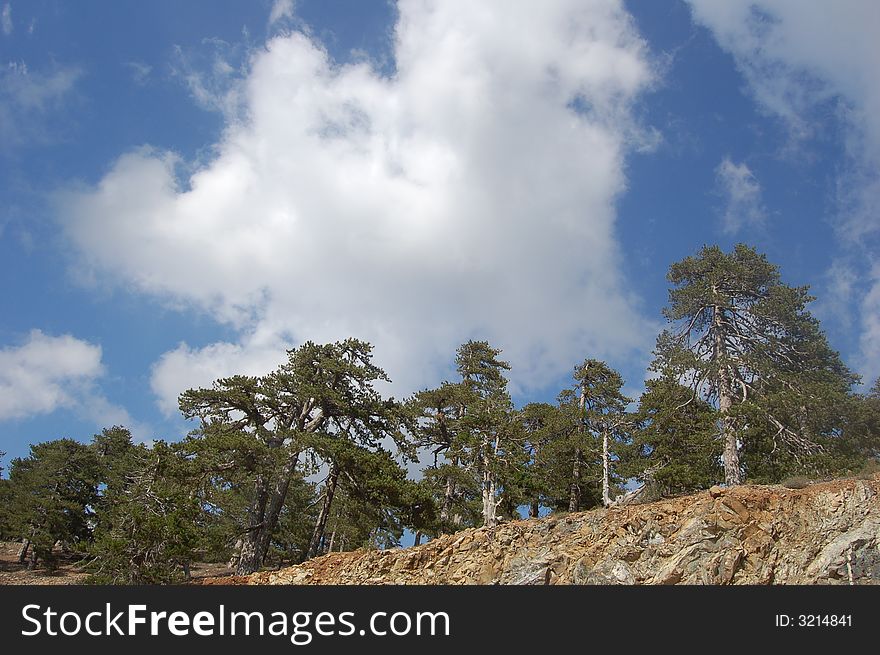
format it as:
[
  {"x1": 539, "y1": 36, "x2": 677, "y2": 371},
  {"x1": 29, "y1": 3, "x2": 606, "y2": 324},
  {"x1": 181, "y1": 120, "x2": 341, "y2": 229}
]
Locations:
[
  {"x1": 0, "y1": 330, "x2": 103, "y2": 420},
  {"x1": 170, "y1": 39, "x2": 245, "y2": 117},
  {"x1": 2, "y1": 4, "x2": 12, "y2": 36},
  {"x1": 150, "y1": 329, "x2": 293, "y2": 417},
  {"x1": 0, "y1": 330, "x2": 150, "y2": 438},
  {"x1": 268, "y1": 0, "x2": 295, "y2": 28},
  {"x1": 63, "y1": 0, "x2": 659, "y2": 412},
  {"x1": 812, "y1": 260, "x2": 858, "y2": 332},
  {"x1": 0, "y1": 61, "x2": 81, "y2": 146},
  {"x1": 715, "y1": 157, "x2": 766, "y2": 234},
  {"x1": 78, "y1": 394, "x2": 152, "y2": 443},
  {"x1": 686, "y1": 0, "x2": 880, "y2": 381}
]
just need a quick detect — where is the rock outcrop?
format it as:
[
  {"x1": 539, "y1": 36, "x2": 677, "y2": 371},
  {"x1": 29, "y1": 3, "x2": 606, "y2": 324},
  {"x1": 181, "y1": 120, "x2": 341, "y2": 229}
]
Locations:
[{"x1": 215, "y1": 475, "x2": 880, "y2": 585}]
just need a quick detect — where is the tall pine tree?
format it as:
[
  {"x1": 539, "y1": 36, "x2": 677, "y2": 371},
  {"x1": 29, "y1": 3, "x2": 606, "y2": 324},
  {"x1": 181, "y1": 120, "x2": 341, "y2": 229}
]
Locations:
[{"x1": 654, "y1": 244, "x2": 857, "y2": 485}]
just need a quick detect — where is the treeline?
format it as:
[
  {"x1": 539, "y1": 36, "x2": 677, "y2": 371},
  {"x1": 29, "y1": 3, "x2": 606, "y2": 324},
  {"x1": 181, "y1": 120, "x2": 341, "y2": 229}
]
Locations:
[{"x1": 0, "y1": 244, "x2": 878, "y2": 583}]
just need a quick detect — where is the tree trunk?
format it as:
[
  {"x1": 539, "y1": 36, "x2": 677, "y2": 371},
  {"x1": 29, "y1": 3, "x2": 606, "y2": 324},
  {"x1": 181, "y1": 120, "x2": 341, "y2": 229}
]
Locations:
[
  {"x1": 481, "y1": 474, "x2": 498, "y2": 527},
  {"x1": 570, "y1": 378, "x2": 588, "y2": 512},
  {"x1": 255, "y1": 451, "x2": 301, "y2": 564},
  {"x1": 413, "y1": 531, "x2": 422, "y2": 547},
  {"x1": 481, "y1": 436, "x2": 500, "y2": 527},
  {"x1": 529, "y1": 500, "x2": 539, "y2": 518},
  {"x1": 714, "y1": 303, "x2": 742, "y2": 485},
  {"x1": 236, "y1": 475, "x2": 271, "y2": 575},
  {"x1": 440, "y1": 455, "x2": 464, "y2": 525},
  {"x1": 307, "y1": 462, "x2": 340, "y2": 559},
  {"x1": 440, "y1": 460, "x2": 457, "y2": 524},
  {"x1": 602, "y1": 430, "x2": 611, "y2": 507},
  {"x1": 17, "y1": 538, "x2": 30, "y2": 564},
  {"x1": 481, "y1": 478, "x2": 497, "y2": 527},
  {"x1": 569, "y1": 448, "x2": 581, "y2": 512},
  {"x1": 721, "y1": 403, "x2": 741, "y2": 485},
  {"x1": 227, "y1": 539, "x2": 243, "y2": 569}
]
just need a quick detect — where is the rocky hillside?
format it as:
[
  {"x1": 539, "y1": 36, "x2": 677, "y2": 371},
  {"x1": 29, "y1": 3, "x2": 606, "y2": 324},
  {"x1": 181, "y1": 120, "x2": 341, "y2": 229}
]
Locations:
[{"x1": 217, "y1": 474, "x2": 880, "y2": 585}]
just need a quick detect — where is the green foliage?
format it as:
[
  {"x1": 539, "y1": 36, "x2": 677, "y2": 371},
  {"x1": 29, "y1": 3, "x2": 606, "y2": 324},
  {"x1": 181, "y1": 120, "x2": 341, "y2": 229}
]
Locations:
[
  {"x1": 654, "y1": 243, "x2": 858, "y2": 484},
  {"x1": 176, "y1": 422, "x2": 288, "y2": 562},
  {"x1": 315, "y1": 445, "x2": 436, "y2": 553},
  {"x1": 414, "y1": 340, "x2": 526, "y2": 528},
  {"x1": 621, "y1": 378, "x2": 722, "y2": 494},
  {"x1": 179, "y1": 338, "x2": 415, "y2": 570},
  {"x1": 839, "y1": 380, "x2": 880, "y2": 463},
  {"x1": 418, "y1": 462, "x2": 481, "y2": 531},
  {"x1": 318, "y1": 441, "x2": 418, "y2": 548},
  {"x1": 741, "y1": 379, "x2": 880, "y2": 483},
  {"x1": 265, "y1": 478, "x2": 319, "y2": 566},
  {"x1": 531, "y1": 359, "x2": 630, "y2": 511},
  {"x1": 6, "y1": 439, "x2": 100, "y2": 567},
  {"x1": 0, "y1": 480, "x2": 12, "y2": 540},
  {"x1": 3, "y1": 248, "x2": 878, "y2": 581},
  {"x1": 514, "y1": 402, "x2": 558, "y2": 515},
  {"x1": 409, "y1": 381, "x2": 480, "y2": 530},
  {"x1": 87, "y1": 441, "x2": 203, "y2": 584}
]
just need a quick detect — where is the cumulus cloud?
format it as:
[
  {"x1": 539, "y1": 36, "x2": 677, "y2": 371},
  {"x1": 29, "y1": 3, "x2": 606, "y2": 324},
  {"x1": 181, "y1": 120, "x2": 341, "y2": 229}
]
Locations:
[
  {"x1": 150, "y1": 330, "x2": 293, "y2": 417},
  {"x1": 686, "y1": 0, "x2": 880, "y2": 381},
  {"x1": 0, "y1": 330, "x2": 150, "y2": 439},
  {"x1": 715, "y1": 157, "x2": 766, "y2": 234},
  {"x1": 63, "y1": 0, "x2": 658, "y2": 412},
  {"x1": 0, "y1": 330, "x2": 101, "y2": 418}
]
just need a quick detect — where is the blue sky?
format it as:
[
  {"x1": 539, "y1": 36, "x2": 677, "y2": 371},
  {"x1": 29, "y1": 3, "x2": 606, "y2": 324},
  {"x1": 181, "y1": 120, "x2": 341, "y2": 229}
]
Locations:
[{"x1": 2, "y1": 0, "x2": 879, "y2": 469}]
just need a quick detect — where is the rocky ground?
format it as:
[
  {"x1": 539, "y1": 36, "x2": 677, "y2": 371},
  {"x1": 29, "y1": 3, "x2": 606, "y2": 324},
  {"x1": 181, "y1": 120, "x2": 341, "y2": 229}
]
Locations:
[{"x1": 204, "y1": 474, "x2": 880, "y2": 586}]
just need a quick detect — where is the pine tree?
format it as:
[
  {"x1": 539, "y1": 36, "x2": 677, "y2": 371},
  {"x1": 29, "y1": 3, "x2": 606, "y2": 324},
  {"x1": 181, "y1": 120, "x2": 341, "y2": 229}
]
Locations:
[
  {"x1": 623, "y1": 378, "x2": 722, "y2": 495},
  {"x1": 529, "y1": 360, "x2": 629, "y2": 512},
  {"x1": 517, "y1": 402, "x2": 557, "y2": 517},
  {"x1": 316, "y1": 445, "x2": 436, "y2": 554},
  {"x1": 654, "y1": 244, "x2": 858, "y2": 485},
  {"x1": 454, "y1": 341, "x2": 523, "y2": 527},
  {"x1": 91, "y1": 426, "x2": 140, "y2": 532},
  {"x1": 409, "y1": 382, "x2": 473, "y2": 530},
  {"x1": 0, "y1": 451, "x2": 12, "y2": 540},
  {"x1": 6, "y1": 439, "x2": 100, "y2": 568},
  {"x1": 841, "y1": 379, "x2": 880, "y2": 466},
  {"x1": 179, "y1": 373, "x2": 295, "y2": 573},
  {"x1": 87, "y1": 441, "x2": 203, "y2": 584},
  {"x1": 412, "y1": 341, "x2": 523, "y2": 529},
  {"x1": 297, "y1": 341, "x2": 411, "y2": 559},
  {"x1": 180, "y1": 338, "x2": 409, "y2": 571}
]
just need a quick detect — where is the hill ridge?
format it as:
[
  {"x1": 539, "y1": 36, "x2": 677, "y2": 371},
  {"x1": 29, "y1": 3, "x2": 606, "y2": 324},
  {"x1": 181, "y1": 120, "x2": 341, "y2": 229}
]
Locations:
[{"x1": 203, "y1": 475, "x2": 880, "y2": 585}]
